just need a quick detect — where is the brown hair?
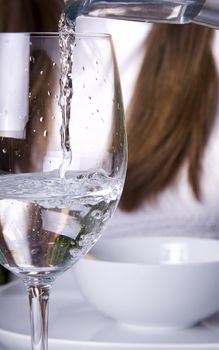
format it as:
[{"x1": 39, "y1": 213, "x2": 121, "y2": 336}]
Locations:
[
  {"x1": 0, "y1": 0, "x2": 64, "y2": 32},
  {"x1": 120, "y1": 24, "x2": 218, "y2": 211}
]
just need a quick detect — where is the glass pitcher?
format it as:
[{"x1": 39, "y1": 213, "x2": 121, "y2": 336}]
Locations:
[{"x1": 64, "y1": 0, "x2": 219, "y2": 28}]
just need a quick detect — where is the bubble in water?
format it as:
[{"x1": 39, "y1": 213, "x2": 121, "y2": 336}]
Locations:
[
  {"x1": 59, "y1": 95, "x2": 65, "y2": 106},
  {"x1": 2, "y1": 148, "x2": 7, "y2": 154},
  {"x1": 63, "y1": 89, "x2": 71, "y2": 99},
  {"x1": 103, "y1": 210, "x2": 111, "y2": 222},
  {"x1": 91, "y1": 209, "x2": 102, "y2": 220},
  {"x1": 76, "y1": 174, "x2": 85, "y2": 182},
  {"x1": 70, "y1": 248, "x2": 81, "y2": 260}
]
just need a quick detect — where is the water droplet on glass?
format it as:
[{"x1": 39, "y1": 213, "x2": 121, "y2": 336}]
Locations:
[
  {"x1": 33, "y1": 129, "x2": 36, "y2": 133},
  {"x1": 40, "y1": 116, "x2": 44, "y2": 123},
  {"x1": 2, "y1": 148, "x2": 7, "y2": 154},
  {"x1": 40, "y1": 70, "x2": 44, "y2": 75},
  {"x1": 47, "y1": 91, "x2": 51, "y2": 96},
  {"x1": 88, "y1": 96, "x2": 92, "y2": 100},
  {"x1": 82, "y1": 66, "x2": 85, "y2": 71},
  {"x1": 15, "y1": 150, "x2": 21, "y2": 157},
  {"x1": 43, "y1": 130, "x2": 48, "y2": 137},
  {"x1": 29, "y1": 92, "x2": 32, "y2": 98},
  {"x1": 29, "y1": 56, "x2": 35, "y2": 63},
  {"x1": 52, "y1": 62, "x2": 56, "y2": 67}
]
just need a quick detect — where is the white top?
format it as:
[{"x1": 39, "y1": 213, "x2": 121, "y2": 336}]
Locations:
[{"x1": 77, "y1": 18, "x2": 219, "y2": 239}]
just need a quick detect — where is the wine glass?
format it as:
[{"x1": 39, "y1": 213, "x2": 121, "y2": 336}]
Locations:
[{"x1": 0, "y1": 32, "x2": 127, "y2": 350}]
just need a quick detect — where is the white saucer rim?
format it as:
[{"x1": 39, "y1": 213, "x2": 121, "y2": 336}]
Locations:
[
  {"x1": 1, "y1": 278, "x2": 219, "y2": 348},
  {"x1": 1, "y1": 327, "x2": 219, "y2": 349}
]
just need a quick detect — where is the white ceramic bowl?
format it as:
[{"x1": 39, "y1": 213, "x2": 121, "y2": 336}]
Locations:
[{"x1": 73, "y1": 236, "x2": 219, "y2": 329}]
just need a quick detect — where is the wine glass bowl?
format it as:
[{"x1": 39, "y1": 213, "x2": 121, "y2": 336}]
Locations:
[{"x1": 0, "y1": 32, "x2": 126, "y2": 350}]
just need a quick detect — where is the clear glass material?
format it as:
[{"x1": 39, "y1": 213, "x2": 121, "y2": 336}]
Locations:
[
  {"x1": 65, "y1": 0, "x2": 219, "y2": 28},
  {"x1": 0, "y1": 33, "x2": 127, "y2": 350},
  {"x1": 65, "y1": 0, "x2": 205, "y2": 24},
  {"x1": 193, "y1": 0, "x2": 219, "y2": 28}
]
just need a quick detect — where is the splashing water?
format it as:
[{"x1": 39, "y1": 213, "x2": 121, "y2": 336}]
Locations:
[{"x1": 58, "y1": 13, "x2": 76, "y2": 178}]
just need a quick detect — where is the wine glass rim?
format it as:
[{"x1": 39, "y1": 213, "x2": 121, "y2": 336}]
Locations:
[{"x1": 0, "y1": 32, "x2": 112, "y2": 39}]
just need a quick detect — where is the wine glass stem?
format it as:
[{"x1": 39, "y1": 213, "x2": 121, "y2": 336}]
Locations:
[{"x1": 26, "y1": 283, "x2": 52, "y2": 350}]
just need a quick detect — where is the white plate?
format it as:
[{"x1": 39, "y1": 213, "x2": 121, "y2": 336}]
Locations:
[{"x1": 0, "y1": 270, "x2": 219, "y2": 350}]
